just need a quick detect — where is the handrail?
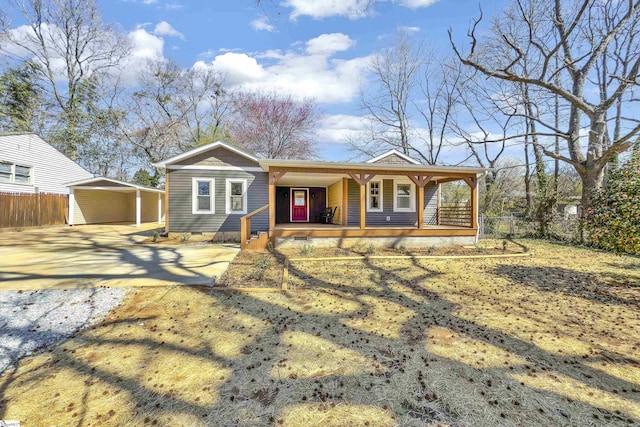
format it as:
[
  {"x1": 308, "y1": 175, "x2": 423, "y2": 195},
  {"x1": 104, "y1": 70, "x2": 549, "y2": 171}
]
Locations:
[
  {"x1": 438, "y1": 205, "x2": 472, "y2": 227},
  {"x1": 240, "y1": 204, "x2": 269, "y2": 249},
  {"x1": 245, "y1": 204, "x2": 269, "y2": 218}
]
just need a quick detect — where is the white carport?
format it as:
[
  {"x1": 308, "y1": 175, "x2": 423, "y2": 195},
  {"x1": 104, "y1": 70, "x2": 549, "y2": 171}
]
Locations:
[{"x1": 67, "y1": 177, "x2": 165, "y2": 227}]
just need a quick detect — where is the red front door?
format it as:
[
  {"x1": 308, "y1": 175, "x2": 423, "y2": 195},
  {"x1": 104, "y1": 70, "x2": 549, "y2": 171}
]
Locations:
[{"x1": 291, "y1": 189, "x2": 308, "y2": 222}]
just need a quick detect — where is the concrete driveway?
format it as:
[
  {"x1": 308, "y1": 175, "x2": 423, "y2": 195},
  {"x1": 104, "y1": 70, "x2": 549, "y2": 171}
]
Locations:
[{"x1": 0, "y1": 224, "x2": 240, "y2": 291}]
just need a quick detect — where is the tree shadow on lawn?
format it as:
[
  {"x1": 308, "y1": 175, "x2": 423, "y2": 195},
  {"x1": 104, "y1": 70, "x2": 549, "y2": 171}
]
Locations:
[
  {"x1": 1, "y1": 253, "x2": 639, "y2": 426},
  {"x1": 492, "y1": 264, "x2": 640, "y2": 307}
]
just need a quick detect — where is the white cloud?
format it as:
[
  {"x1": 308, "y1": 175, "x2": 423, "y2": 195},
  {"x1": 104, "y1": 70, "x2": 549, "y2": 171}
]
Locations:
[
  {"x1": 400, "y1": 0, "x2": 440, "y2": 9},
  {"x1": 163, "y1": 3, "x2": 183, "y2": 10},
  {"x1": 200, "y1": 33, "x2": 371, "y2": 104},
  {"x1": 0, "y1": 23, "x2": 167, "y2": 86},
  {"x1": 306, "y1": 33, "x2": 354, "y2": 55},
  {"x1": 283, "y1": 0, "x2": 372, "y2": 20},
  {"x1": 199, "y1": 53, "x2": 266, "y2": 85},
  {"x1": 317, "y1": 114, "x2": 371, "y2": 143},
  {"x1": 250, "y1": 16, "x2": 275, "y2": 32},
  {"x1": 400, "y1": 26, "x2": 421, "y2": 33},
  {"x1": 118, "y1": 28, "x2": 165, "y2": 84},
  {"x1": 283, "y1": 0, "x2": 438, "y2": 20},
  {"x1": 128, "y1": 28, "x2": 164, "y2": 60},
  {"x1": 152, "y1": 21, "x2": 185, "y2": 40},
  {"x1": 142, "y1": 0, "x2": 158, "y2": 4},
  {"x1": 0, "y1": 24, "x2": 35, "y2": 58},
  {"x1": 195, "y1": 33, "x2": 371, "y2": 103}
]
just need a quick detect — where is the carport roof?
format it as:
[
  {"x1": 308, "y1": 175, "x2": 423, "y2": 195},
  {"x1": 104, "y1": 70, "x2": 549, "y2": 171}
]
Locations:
[{"x1": 66, "y1": 177, "x2": 165, "y2": 193}]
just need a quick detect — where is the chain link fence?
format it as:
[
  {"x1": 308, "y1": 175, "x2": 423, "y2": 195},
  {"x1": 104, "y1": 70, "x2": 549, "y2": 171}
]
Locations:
[{"x1": 479, "y1": 214, "x2": 581, "y2": 242}]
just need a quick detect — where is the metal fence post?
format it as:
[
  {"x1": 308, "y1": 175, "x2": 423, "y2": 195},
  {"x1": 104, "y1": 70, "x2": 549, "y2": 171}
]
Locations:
[{"x1": 508, "y1": 214, "x2": 514, "y2": 236}]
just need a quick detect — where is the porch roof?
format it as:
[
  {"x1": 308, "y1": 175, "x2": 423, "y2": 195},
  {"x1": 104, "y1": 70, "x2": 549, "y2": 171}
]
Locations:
[{"x1": 258, "y1": 159, "x2": 488, "y2": 176}]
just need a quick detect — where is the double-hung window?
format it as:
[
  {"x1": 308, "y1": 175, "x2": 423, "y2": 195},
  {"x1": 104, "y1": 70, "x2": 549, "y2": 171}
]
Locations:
[
  {"x1": 0, "y1": 163, "x2": 11, "y2": 182},
  {"x1": 394, "y1": 180, "x2": 415, "y2": 212},
  {"x1": 367, "y1": 180, "x2": 383, "y2": 212},
  {"x1": 0, "y1": 162, "x2": 32, "y2": 184},
  {"x1": 226, "y1": 178, "x2": 247, "y2": 214},
  {"x1": 192, "y1": 178, "x2": 215, "y2": 214},
  {"x1": 14, "y1": 165, "x2": 32, "y2": 184}
]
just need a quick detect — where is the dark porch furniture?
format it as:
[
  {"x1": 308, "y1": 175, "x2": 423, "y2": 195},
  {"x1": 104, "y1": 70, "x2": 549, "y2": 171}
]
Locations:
[{"x1": 321, "y1": 207, "x2": 337, "y2": 224}]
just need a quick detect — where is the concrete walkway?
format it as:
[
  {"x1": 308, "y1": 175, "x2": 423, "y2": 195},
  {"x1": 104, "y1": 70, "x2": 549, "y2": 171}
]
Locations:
[{"x1": 0, "y1": 224, "x2": 240, "y2": 291}]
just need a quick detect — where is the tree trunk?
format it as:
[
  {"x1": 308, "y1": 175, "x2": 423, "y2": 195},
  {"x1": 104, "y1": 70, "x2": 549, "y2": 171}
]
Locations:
[
  {"x1": 580, "y1": 166, "x2": 605, "y2": 213},
  {"x1": 524, "y1": 134, "x2": 532, "y2": 217}
]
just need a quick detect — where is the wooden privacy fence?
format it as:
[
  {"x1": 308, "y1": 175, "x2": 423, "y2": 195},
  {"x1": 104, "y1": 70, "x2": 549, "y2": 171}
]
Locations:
[
  {"x1": 0, "y1": 192, "x2": 68, "y2": 229},
  {"x1": 438, "y1": 205, "x2": 472, "y2": 227}
]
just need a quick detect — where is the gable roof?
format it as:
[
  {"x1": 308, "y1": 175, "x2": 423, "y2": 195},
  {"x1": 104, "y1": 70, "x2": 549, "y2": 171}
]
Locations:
[
  {"x1": 365, "y1": 149, "x2": 420, "y2": 165},
  {"x1": 152, "y1": 141, "x2": 259, "y2": 168},
  {"x1": 66, "y1": 177, "x2": 164, "y2": 193}
]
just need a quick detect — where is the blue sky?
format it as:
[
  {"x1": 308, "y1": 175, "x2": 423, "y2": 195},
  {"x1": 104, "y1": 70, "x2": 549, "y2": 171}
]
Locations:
[
  {"x1": 6, "y1": 0, "x2": 513, "y2": 162},
  {"x1": 99, "y1": 0, "x2": 513, "y2": 162}
]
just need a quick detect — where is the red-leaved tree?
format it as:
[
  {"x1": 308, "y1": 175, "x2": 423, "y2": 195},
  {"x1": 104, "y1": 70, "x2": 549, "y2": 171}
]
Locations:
[{"x1": 229, "y1": 91, "x2": 319, "y2": 159}]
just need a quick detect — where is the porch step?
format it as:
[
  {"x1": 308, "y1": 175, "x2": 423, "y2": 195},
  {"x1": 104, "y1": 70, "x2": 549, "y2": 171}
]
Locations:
[{"x1": 244, "y1": 232, "x2": 270, "y2": 250}]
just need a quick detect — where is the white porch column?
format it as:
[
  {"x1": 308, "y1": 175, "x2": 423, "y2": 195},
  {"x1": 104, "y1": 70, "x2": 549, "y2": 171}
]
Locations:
[
  {"x1": 68, "y1": 188, "x2": 75, "y2": 226},
  {"x1": 136, "y1": 189, "x2": 141, "y2": 227},
  {"x1": 157, "y1": 192, "x2": 162, "y2": 224}
]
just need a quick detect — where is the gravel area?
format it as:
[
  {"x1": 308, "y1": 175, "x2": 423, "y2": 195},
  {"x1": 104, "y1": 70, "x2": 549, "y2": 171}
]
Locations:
[{"x1": 0, "y1": 287, "x2": 130, "y2": 374}]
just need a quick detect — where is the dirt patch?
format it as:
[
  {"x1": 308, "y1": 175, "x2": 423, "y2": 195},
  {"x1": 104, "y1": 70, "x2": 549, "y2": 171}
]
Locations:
[
  {"x1": 139, "y1": 234, "x2": 233, "y2": 245},
  {"x1": 217, "y1": 251, "x2": 286, "y2": 289},
  {"x1": 278, "y1": 238, "x2": 526, "y2": 258}
]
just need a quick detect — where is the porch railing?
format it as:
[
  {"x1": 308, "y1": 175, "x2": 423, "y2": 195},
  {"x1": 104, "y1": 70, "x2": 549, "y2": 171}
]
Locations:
[
  {"x1": 240, "y1": 204, "x2": 269, "y2": 249},
  {"x1": 438, "y1": 205, "x2": 472, "y2": 227}
]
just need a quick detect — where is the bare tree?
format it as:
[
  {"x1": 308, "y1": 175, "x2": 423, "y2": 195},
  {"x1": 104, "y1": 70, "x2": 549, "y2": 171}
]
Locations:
[
  {"x1": 358, "y1": 29, "x2": 423, "y2": 157},
  {"x1": 0, "y1": 0, "x2": 130, "y2": 160},
  {"x1": 450, "y1": 0, "x2": 640, "y2": 210},
  {"x1": 592, "y1": 1, "x2": 640, "y2": 171},
  {"x1": 228, "y1": 91, "x2": 319, "y2": 160},
  {"x1": 356, "y1": 30, "x2": 462, "y2": 164},
  {"x1": 415, "y1": 58, "x2": 462, "y2": 164},
  {"x1": 183, "y1": 65, "x2": 231, "y2": 145},
  {"x1": 451, "y1": 74, "x2": 513, "y2": 209},
  {"x1": 116, "y1": 59, "x2": 230, "y2": 174}
]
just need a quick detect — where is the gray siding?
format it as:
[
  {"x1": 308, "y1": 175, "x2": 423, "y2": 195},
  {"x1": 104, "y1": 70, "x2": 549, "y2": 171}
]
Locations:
[
  {"x1": 370, "y1": 153, "x2": 416, "y2": 165},
  {"x1": 347, "y1": 179, "x2": 437, "y2": 227},
  {"x1": 177, "y1": 146, "x2": 258, "y2": 167},
  {"x1": 0, "y1": 133, "x2": 93, "y2": 194},
  {"x1": 168, "y1": 169, "x2": 268, "y2": 233}
]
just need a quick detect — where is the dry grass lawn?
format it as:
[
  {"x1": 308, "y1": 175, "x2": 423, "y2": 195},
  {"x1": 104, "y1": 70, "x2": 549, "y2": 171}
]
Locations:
[{"x1": 0, "y1": 240, "x2": 639, "y2": 426}]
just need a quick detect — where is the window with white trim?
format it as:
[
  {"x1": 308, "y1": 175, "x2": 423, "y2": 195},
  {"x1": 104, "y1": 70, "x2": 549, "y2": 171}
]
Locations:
[
  {"x1": 0, "y1": 162, "x2": 11, "y2": 182},
  {"x1": 14, "y1": 165, "x2": 31, "y2": 184},
  {"x1": 192, "y1": 178, "x2": 215, "y2": 214},
  {"x1": 226, "y1": 178, "x2": 247, "y2": 214},
  {"x1": 367, "y1": 180, "x2": 383, "y2": 212},
  {"x1": 393, "y1": 180, "x2": 415, "y2": 212},
  {"x1": 0, "y1": 162, "x2": 32, "y2": 184}
]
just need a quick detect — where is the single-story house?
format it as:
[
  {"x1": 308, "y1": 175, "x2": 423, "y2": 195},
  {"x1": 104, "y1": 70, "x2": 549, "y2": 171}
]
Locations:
[
  {"x1": 1, "y1": 133, "x2": 94, "y2": 228},
  {"x1": 0, "y1": 133, "x2": 165, "y2": 228},
  {"x1": 153, "y1": 141, "x2": 486, "y2": 249},
  {"x1": 0, "y1": 133, "x2": 93, "y2": 194},
  {"x1": 67, "y1": 177, "x2": 165, "y2": 227}
]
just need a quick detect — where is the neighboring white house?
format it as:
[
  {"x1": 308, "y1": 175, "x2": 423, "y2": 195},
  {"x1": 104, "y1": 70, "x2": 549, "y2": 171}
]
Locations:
[{"x1": 0, "y1": 133, "x2": 93, "y2": 195}]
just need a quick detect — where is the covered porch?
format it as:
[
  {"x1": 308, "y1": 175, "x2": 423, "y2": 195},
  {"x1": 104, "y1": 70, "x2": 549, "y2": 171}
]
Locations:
[{"x1": 241, "y1": 160, "x2": 485, "y2": 250}]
